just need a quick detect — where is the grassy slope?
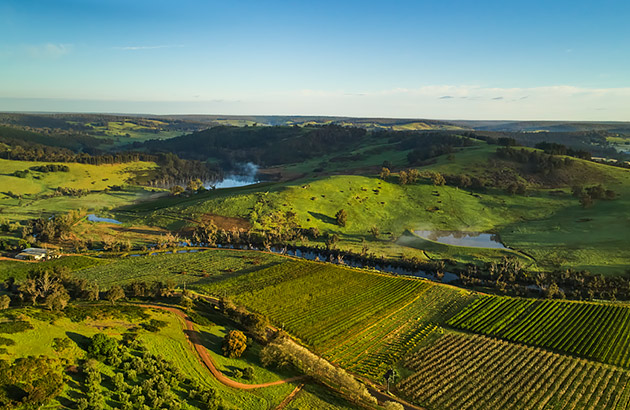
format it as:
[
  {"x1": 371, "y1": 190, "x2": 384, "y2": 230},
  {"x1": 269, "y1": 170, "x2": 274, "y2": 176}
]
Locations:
[
  {"x1": 0, "y1": 305, "x2": 299, "y2": 409},
  {"x1": 0, "y1": 158, "x2": 160, "y2": 221},
  {"x1": 121, "y1": 143, "x2": 630, "y2": 274}
]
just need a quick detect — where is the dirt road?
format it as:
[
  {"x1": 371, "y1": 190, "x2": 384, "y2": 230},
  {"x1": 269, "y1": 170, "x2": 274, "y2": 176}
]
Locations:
[{"x1": 141, "y1": 304, "x2": 304, "y2": 390}]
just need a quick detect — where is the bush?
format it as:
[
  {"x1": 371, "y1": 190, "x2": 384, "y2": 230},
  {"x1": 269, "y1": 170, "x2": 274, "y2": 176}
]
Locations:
[
  {"x1": 222, "y1": 330, "x2": 247, "y2": 358},
  {"x1": 0, "y1": 320, "x2": 33, "y2": 334},
  {"x1": 88, "y1": 333, "x2": 118, "y2": 359},
  {"x1": 141, "y1": 318, "x2": 168, "y2": 332},
  {"x1": 0, "y1": 336, "x2": 15, "y2": 346}
]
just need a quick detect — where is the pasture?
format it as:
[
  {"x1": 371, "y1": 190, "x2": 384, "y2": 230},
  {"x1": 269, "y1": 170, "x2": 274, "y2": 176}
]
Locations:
[
  {"x1": 0, "y1": 158, "x2": 160, "y2": 222},
  {"x1": 118, "y1": 143, "x2": 630, "y2": 275}
]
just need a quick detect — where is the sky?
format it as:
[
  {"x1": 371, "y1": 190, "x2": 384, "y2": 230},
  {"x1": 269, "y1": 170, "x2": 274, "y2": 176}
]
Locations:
[{"x1": 1, "y1": 0, "x2": 629, "y2": 120}]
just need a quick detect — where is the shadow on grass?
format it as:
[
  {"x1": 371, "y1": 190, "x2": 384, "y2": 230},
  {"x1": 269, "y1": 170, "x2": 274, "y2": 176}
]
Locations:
[
  {"x1": 65, "y1": 332, "x2": 91, "y2": 351},
  {"x1": 308, "y1": 211, "x2": 337, "y2": 225}
]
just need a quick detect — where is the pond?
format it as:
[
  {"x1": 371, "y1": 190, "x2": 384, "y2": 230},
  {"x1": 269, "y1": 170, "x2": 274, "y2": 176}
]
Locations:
[
  {"x1": 414, "y1": 230, "x2": 507, "y2": 249},
  {"x1": 87, "y1": 214, "x2": 122, "y2": 224}
]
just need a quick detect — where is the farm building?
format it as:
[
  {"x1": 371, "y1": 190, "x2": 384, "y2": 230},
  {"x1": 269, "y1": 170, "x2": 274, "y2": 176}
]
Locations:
[{"x1": 15, "y1": 248, "x2": 54, "y2": 261}]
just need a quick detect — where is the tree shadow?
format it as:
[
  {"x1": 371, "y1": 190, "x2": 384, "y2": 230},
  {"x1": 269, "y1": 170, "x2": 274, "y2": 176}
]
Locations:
[
  {"x1": 186, "y1": 328, "x2": 224, "y2": 354},
  {"x1": 65, "y1": 332, "x2": 91, "y2": 352},
  {"x1": 308, "y1": 211, "x2": 336, "y2": 225}
]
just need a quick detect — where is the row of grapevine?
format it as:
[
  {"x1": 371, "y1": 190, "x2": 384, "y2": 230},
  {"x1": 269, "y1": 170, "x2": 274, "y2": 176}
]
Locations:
[
  {"x1": 447, "y1": 295, "x2": 630, "y2": 367},
  {"x1": 76, "y1": 248, "x2": 285, "y2": 287},
  {"x1": 397, "y1": 333, "x2": 630, "y2": 410},
  {"x1": 210, "y1": 258, "x2": 477, "y2": 379},
  {"x1": 323, "y1": 285, "x2": 473, "y2": 379},
  {"x1": 222, "y1": 261, "x2": 435, "y2": 347}
]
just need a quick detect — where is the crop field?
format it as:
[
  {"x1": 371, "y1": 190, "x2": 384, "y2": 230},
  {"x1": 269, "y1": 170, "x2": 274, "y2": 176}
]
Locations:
[
  {"x1": 397, "y1": 333, "x2": 630, "y2": 410},
  {"x1": 286, "y1": 383, "x2": 363, "y2": 410},
  {"x1": 447, "y1": 295, "x2": 630, "y2": 367},
  {"x1": 325, "y1": 285, "x2": 473, "y2": 379},
  {"x1": 0, "y1": 255, "x2": 107, "y2": 281},
  {"x1": 200, "y1": 259, "x2": 474, "y2": 379},
  {"x1": 73, "y1": 249, "x2": 286, "y2": 288},
  {"x1": 203, "y1": 260, "x2": 431, "y2": 346}
]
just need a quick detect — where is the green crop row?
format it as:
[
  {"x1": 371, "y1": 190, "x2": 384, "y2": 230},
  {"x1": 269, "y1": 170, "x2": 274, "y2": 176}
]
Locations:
[
  {"x1": 398, "y1": 333, "x2": 630, "y2": 410},
  {"x1": 447, "y1": 296, "x2": 630, "y2": 367}
]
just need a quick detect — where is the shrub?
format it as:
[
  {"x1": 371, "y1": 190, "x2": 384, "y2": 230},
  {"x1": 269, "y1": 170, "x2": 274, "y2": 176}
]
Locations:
[
  {"x1": 141, "y1": 318, "x2": 168, "y2": 332},
  {"x1": 88, "y1": 333, "x2": 118, "y2": 359},
  {"x1": 0, "y1": 321, "x2": 33, "y2": 334},
  {"x1": 222, "y1": 330, "x2": 247, "y2": 358}
]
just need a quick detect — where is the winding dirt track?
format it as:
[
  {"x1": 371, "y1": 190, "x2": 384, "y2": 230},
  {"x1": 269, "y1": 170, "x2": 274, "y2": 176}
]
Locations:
[{"x1": 139, "y1": 304, "x2": 304, "y2": 390}]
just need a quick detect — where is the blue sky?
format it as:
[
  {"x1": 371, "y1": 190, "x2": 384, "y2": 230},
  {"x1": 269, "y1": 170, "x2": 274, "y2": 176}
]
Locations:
[{"x1": 1, "y1": 0, "x2": 629, "y2": 119}]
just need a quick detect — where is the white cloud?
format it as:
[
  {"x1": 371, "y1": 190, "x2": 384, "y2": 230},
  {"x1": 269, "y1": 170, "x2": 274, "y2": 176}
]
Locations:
[
  {"x1": 26, "y1": 43, "x2": 73, "y2": 59},
  {"x1": 2, "y1": 85, "x2": 629, "y2": 121},
  {"x1": 252, "y1": 85, "x2": 630, "y2": 121}
]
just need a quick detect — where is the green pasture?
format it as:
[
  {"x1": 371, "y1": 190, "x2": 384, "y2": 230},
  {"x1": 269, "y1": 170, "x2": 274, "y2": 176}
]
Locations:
[
  {"x1": 119, "y1": 143, "x2": 630, "y2": 274},
  {"x1": 0, "y1": 158, "x2": 160, "y2": 221}
]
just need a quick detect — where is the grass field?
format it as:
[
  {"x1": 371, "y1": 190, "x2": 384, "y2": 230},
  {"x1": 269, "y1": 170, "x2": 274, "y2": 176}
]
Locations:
[
  {"x1": 139, "y1": 307, "x2": 297, "y2": 409},
  {"x1": 0, "y1": 158, "x2": 160, "y2": 221},
  {"x1": 447, "y1": 295, "x2": 630, "y2": 367},
  {"x1": 398, "y1": 333, "x2": 630, "y2": 410},
  {"x1": 118, "y1": 142, "x2": 630, "y2": 275},
  {"x1": 0, "y1": 303, "x2": 314, "y2": 409}
]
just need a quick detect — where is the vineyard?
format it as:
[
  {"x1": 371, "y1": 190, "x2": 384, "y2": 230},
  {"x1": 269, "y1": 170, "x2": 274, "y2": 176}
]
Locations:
[
  {"x1": 75, "y1": 249, "x2": 285, "y2": 288},
  {"x1": 447, "y1": 296, "x2": 630, "y2": 367},
  {"x1": 202, "y1": 259, "x2": 474, "y2": 379},
  {"x1": 397, "y1": 333, "x2": 630, "y2": 410},
  {"x1": 324, "y1": 285, "x2": 473, "y2": 379}
]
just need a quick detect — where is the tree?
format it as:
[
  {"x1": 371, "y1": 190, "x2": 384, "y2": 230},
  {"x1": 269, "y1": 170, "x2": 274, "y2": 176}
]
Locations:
[
  {"x1": 407, "y1": 168, "x2": 420, "y2": 184},
  {"x1": 379, "y1": 167, "x2": 391, "y2": 180},
  {"x1": 88, "y1": 334, "x2": 118, "y2": 359},
  {"x1": 429, "y1": 171, "x2": 446, "y2": 186},
  {"x1": 369, "y1": 226, "x2": 380, "y2": 239},
  {"x1": 243, "y1": 367, "x2": 254, "y2": 380},
  {"x1": 222, "y1": 330, "x2": 247, "y2": 358},
  {"x1": 384, "y1": 402, "x2": 404, "y2": 410},
  {"x1": 384, "y1": 368, "x2": 399, "y2": 393},
  {"x1": 44, "y1": 286, "x2": 70, "y2": 311},
  {"x1": 105, "y1": 285, "x2": 125, "y2": 305},
  {"x1": 0, "y1": 295, "x2": 10, "y2": 310},
  {"x1": 398, "y1": 170, "x2": 409, "y2": 185},
  {"x1": 335, "y1": 209, "x2": 348, "y2": 227},
  {"x1": 180, "y1": 296, "x2": 193, "y2": 310},
  {"x1": 170, "y1": 185, "x2": 185, "y2": 196},
  {"x1": 187, "y1": 179, "x2": 203, "y2": 193}
]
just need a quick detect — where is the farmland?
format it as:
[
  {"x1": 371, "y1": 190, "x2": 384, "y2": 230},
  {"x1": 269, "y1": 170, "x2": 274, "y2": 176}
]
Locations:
[
  {"x1": 397, "y1": 333, "x2": 630, "y2": 410},
  {"x1": 74, "y1": 249, "x2": 286, "y2": 288},
  {"x1": 447, "y1": 295, "x2": 630, "y2": 367},
  {"x1": 199, "y1": 258, "x2": 474, "y2": 379}
]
